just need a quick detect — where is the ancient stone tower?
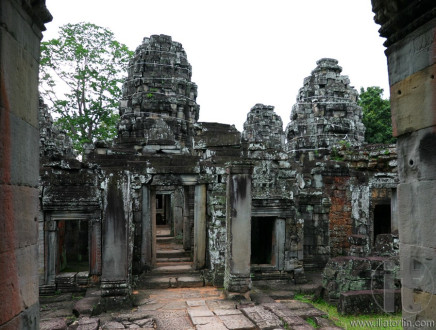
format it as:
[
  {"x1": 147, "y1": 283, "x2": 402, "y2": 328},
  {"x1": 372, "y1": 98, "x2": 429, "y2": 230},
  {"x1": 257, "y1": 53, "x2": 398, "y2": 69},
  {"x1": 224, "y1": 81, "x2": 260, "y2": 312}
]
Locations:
[
  {"x1": 286, "y1": 58, "x2": 365, "y2": 155},
  {"x1": 117, "y1": 34, "x2": 200, "y2": 153},
  {"x1": 242, "y1": 104, "x2": 285, "y2": 151}
]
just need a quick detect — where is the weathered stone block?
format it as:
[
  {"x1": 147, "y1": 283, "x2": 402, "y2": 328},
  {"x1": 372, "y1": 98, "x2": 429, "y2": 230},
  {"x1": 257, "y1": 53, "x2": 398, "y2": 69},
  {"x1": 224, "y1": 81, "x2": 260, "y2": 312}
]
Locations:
[
  {"x1": 397, "y1": 181, "x2": 436, "y2": 249},
  {"x1": 10, "y1": 114, "x2": 40, "y2": 187},
  {"x1": 390, "y1": 64, "x2": 436, "y2": 137},
  {"x1": 400, "y1": 243, "x2": 436, "y2": 295},
  {"x1": 385, "y1": 18, "x2": 436, "y2": 85},
  {"x1": 396, "y1": 126, "x2": 436, "y2": 183},
  {"x1": 338, "y1": 290, "x2": 401, "y2": 315}
]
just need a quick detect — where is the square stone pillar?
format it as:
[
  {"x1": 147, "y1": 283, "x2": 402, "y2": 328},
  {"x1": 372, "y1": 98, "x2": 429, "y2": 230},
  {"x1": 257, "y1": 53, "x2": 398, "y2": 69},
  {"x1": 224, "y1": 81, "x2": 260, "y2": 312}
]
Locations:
[
  {"x1": 101, "y1": 173, "x2": 131, "y2": 299},
  {"x1": 224, "y1": 162, "x2": 253, "y2": 294},
  {"x1": 141, "y1": 185, "x2": 152, "y2": 269},
  {"x1": 173, "y1": 187, "x2": 184, "y2": 237},
  {"x1": 275, "y1": 218, "x2": 286, "y2": 270},
  {"x1": 45, "y1": 220, "x2": 57, "y2": 286},
  {"x1": 183, "y1": 186, "x2": 191, "y2": 250},
  {"x1": 89, "y1": 216, "x2": 102, "y2": 277},
  {"x1": 194, "y1": 184, "x2": 207, "y2": 269}
]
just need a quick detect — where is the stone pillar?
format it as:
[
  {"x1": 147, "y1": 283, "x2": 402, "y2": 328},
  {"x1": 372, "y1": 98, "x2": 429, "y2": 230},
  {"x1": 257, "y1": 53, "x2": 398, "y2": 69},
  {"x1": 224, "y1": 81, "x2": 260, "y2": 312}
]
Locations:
[
  {"x1": 275, "y1": 219, "x2": 286, "y2": 270},
  {"x1": 151, "y1": 189, "x2": 157, "y2": 265},
  {"x1": 165, "y1": 194, "x2": 172, "y2": 232},
  {"x1": 101, "y1": 173, "x2": 130, "y2": 299},
  {"x1": 0, "y1": 1, "x2": 51, "y2": 329},
  {"x1": 45, "y1": 220, "x2": 57, "y2": 286},
  {"x1": 173, "y1": 187, "x2": 184, "y2": 237},
  {"x1": 89, "y1": 217, "x2": 102, "y2": 277},
  {"x1": 224, "y1": 162, "x2": 253, "y2": 294},
  {"x1": 194, "y1": 184, "x2": 206, "y2": 269},
  {"x1": 141, "y1": 185, "x2": 152, "y2": 268},
  {"x1": 371, "y1": 2, "x2": 436, "y2": 326},
  {"x1": 183, "y1": 186, "x2": 191, "y2": 250}
]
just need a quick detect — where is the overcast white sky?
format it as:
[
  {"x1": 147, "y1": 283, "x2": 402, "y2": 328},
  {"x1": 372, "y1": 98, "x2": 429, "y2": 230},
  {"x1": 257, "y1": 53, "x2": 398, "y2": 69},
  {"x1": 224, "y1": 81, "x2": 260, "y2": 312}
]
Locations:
[{"x1": 43, "y1": 0, "x2": 389, "y2": 131}]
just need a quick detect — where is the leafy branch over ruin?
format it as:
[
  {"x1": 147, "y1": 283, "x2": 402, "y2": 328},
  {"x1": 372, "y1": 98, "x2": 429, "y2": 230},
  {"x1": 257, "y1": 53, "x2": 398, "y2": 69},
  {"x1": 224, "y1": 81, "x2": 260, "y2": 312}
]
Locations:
[
  {"x1": 358, "y1": 86, "x2": 395, "y2": 145},
  {"x1": 39, "y1": 22, "x2": 134, "y2": 153}
]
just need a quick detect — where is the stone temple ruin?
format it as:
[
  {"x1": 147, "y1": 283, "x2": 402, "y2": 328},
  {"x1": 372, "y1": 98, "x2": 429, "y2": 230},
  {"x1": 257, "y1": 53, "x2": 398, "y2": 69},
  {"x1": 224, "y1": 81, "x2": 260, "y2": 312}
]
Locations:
[
  {"x1": 3, "y1": 1, "x2": 436, "y2": 328},
  {"x1": 38, "y1": 34, "x2": 400, "y2": 313}
]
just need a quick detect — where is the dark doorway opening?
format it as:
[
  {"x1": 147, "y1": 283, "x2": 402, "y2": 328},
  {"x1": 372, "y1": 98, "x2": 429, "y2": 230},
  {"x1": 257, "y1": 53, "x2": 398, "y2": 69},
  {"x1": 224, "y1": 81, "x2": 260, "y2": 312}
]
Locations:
[
  {"x1": 156, "y1": 194, "x2": 171, "y2": 226},
  {"x1": 251, "y1": 217, "x2": 274, "y2": 265},
  {"x1": 374, "y1": 204, "x2": 391, "y2": 238},
  {"x1": 57, "y1": 220, "x2": 89, "y2": 273}
]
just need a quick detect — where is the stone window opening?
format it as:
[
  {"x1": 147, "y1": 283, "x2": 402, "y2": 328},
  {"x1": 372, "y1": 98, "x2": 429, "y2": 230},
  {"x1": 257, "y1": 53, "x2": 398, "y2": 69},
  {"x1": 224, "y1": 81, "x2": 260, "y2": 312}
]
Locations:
[{"x1": 373, "y1": 204, "x2": 391, "y2": 240}]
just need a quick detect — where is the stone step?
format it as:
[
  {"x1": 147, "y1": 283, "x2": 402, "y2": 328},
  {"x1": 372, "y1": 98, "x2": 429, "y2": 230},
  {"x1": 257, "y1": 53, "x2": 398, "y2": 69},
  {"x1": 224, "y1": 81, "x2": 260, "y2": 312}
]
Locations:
[
  {"x1": 156, "y1": 226, "x2": 171, "y2": 237},
  {"x1": 155, "y1": 261, "x2": 193, "y2": 267},
  {"x1": 156, "y1": 236, "x2": 176, "y2": 243},
  {"x1": 151, "y1": 263, "x2": 196, "y2": 275},
  {"x1": 156, "y1": 257, "x2": 191, "y2": 263},
  {"x1": 142, "y1": 275, "x2": 204, "y2": 289},
  {"x1": 156, "y1": 248, "x2": 190, "y2": 259}
]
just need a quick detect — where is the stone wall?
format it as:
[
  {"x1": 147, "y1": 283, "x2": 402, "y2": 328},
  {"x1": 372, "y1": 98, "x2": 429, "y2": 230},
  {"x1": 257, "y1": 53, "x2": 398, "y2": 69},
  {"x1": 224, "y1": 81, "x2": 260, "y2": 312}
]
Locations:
[
  {"x1": 372, "y1": 0, "x2": 436, "y2": 325},
  {"x1": 0, "y1": 1, "x2": 51, "y2": 329},
  {"x1": 39, "y1": 99, "x2": 103, "y2": 293}
]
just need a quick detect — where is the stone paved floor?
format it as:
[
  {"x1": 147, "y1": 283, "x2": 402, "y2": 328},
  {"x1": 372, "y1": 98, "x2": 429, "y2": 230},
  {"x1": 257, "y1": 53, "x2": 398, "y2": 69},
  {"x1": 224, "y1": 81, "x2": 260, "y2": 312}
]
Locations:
[{"x1": 40, "y1": 286, "x2": 343, "y2": 329}]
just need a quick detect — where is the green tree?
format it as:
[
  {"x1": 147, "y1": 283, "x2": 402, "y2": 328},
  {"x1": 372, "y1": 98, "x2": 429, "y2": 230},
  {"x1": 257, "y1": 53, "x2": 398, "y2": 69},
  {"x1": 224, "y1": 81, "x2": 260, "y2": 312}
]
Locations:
[
  {"x1": 39, "y1": 22, "x2": 133, "y2": 153},
  {"x1": 358, "y1": 86, "x2": 395, "y2": 144}
]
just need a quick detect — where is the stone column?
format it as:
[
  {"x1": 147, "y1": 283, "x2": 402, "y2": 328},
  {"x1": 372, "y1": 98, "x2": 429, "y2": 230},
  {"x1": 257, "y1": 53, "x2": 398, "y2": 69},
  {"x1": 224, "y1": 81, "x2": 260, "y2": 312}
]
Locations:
[
  {"x1": 372, "y1": 2, "x2": 436, "y2": 325},
  {"x1": 224, "y1": 162, "x2": 253, "y2": 294},
  {"x1": 173, "y1": 187, "x2": 184, "y2": 237},
  {"x1": 275, "y1": 219, "x2": 286, "y2": 270},
  {"x1": 141, "y1": 185, "x2": 152, "y2": 268},
  {"x1": 101, "y1": 173, "x2": 130, "y2": 299},
  {"x1": 194, "y1": 184, "x2": 206, "y2": 269},
  {"x1": 89, "y1": 217, "x2": 102, "y2": 277},
  {"x1": 0, "y1": 2, "x2": 51, "y2": 328},
  {"x1": 151, "y1": 189, "x2": 157, "y2": 265},
  {"x1": 45, "y1": 220, "x2": 57, "y2": 286},
  {"x1": 183, "y1": 186, "x2": 191, "y2": 250}
]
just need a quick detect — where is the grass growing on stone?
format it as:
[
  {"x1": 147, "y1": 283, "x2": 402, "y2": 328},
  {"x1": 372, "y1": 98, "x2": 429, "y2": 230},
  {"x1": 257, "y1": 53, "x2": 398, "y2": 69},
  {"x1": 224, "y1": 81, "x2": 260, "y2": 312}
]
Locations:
[{"x1": 294, "y1": 294, "x2": 403, "y2": 330}]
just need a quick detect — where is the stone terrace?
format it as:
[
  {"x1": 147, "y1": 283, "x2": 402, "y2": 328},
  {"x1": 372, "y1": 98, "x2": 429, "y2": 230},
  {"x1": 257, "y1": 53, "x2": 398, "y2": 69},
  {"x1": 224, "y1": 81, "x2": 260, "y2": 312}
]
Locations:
[{"x1": 40, "y1": 286, "x2": 342, "y2": 329}]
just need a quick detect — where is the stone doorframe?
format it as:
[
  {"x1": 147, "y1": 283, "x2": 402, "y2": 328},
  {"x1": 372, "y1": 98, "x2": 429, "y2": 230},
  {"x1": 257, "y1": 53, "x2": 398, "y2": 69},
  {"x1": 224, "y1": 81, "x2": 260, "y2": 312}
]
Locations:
[
  {"x1": 140, "y1": 177, "x2": 207, "y2": 270},
  {"x1": 251, "y1": 199, "x2": 295, "y2": 272},
  {"x1": 43, "y1": 211, "x2": 101, "y2": 285},
  {"x1": 249, "y1": 216, "x2": 286, "y2": 272}
]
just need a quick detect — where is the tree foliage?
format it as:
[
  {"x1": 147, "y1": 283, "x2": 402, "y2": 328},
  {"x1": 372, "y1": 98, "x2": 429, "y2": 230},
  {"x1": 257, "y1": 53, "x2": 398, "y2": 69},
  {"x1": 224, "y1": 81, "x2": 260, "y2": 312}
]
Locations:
[
  {"x1": 358, "y1": 86, "x2": 395, "y2": 144},
  {"x1": 40, "y1": 22, "x2": 133, "y2": 152}
]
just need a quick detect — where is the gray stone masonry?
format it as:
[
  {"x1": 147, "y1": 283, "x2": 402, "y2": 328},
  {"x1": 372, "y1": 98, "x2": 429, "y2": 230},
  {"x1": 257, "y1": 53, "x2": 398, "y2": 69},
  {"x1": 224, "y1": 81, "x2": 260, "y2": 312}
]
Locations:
[
  {"x1": 117, "y1": 34, "x2": 199, "y2": 152},
  {"x1": 286, "y1": 58, "x2": 365, "y2": 157},
  {"x1": 372, "y1": 1, "x2": 436, "y2": 326}
]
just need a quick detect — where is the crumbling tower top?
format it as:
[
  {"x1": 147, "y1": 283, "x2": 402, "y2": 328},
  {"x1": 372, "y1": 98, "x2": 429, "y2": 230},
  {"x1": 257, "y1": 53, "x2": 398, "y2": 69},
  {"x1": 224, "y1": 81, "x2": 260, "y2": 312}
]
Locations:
[
  {"x1": 117, "y1": 34, "x2": 199, "y2": 153},
  {"x1": 242, "y1": 104, "x2": 284, "y2": 151},
  {"x1": 285, "y1": 58, "x2": 365, "y2": 155}
]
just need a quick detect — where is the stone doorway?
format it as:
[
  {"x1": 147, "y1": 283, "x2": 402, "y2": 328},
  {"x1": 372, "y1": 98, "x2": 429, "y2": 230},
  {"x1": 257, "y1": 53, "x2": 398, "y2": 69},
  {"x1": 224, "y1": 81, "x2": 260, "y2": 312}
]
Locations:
[
  {"x1": 250, "y1": 217, "x2": 285, "y2": 271},
  {"x1": 56, "y1": 219, "x2": 89, "y2": 274},
  {"x1": 251, "y1": 217, "x2": 275, "y2": 265},
  {"x1": 43, "y1": 212, "x2": 101, "y2": 287},
  {"x1": 156, "y1": 193, "x2": 172, "y2": 226},
  {"x1": 142, "y1": 184, "x2": 206, "y2": 271}
]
